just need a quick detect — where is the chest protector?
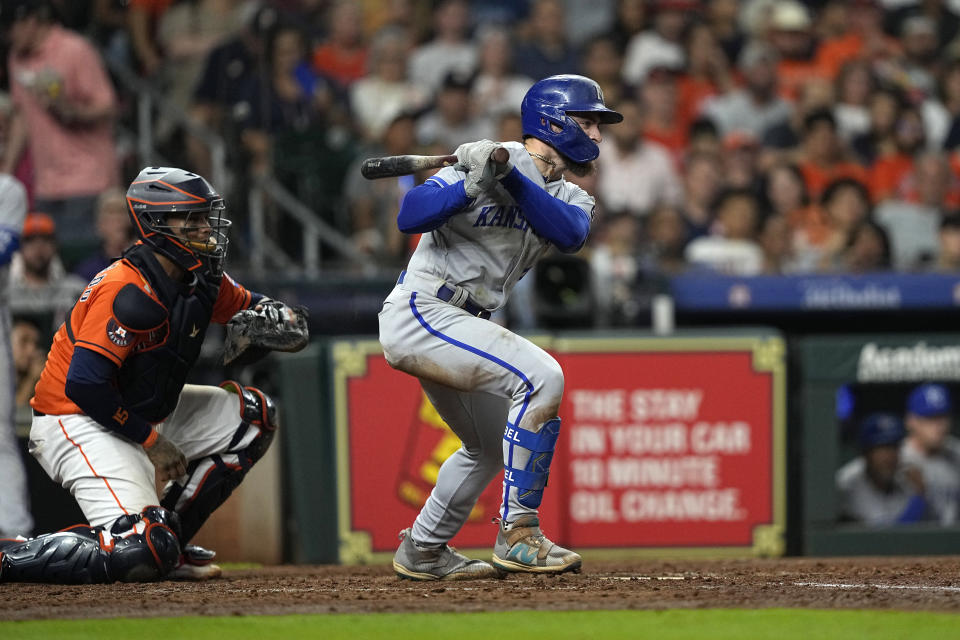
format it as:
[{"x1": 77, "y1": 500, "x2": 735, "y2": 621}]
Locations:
[{"x1": 117, "y1": 244, "x2": 221, "y2": 422}]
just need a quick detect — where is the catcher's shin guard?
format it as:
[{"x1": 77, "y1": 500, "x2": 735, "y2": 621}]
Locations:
[
  {"x1": 0, "y1": 507, "x2": 181, "y2": 584},
  {"x1": 503, "y1": 418, "x2": 561, "y2": 514},
  {"x1": 161, "y1": 382, "x2": 278, "y2": 543}
]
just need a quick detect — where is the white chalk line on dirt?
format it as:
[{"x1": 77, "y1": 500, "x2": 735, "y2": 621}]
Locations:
[{"x1": 792, "y1": 581, "x2": 960, "y2": 593}]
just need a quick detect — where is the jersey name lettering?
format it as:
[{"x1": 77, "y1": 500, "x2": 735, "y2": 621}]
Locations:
[{"x1": 473, "y1": 205, "x2": 529, "y2": 232}]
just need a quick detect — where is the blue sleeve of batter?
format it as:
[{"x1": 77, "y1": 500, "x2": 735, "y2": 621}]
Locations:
[
  {"x1": 498, "y1": 167, "x2": 590, "y2": 253},
  {"x1": 64, "y1": 347, "x2": 153, "y2": 444},
  {"x1": 396, "y1": 180, "x2": 472, "y2": 234},
  {"x1": 248, "y1": 291, "x2": 266, "y2": 308}
]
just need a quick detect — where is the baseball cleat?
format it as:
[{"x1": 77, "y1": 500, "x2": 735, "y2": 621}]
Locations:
[
  {"x1": 392, "y1": 528, "x2": 500, "y2": 581},
  {"x1": 168, "y1": 544, "x2": 222, "y2": 581},
  {"x1": 492, "y1": 516, "x2": 581, "y2": 574}
]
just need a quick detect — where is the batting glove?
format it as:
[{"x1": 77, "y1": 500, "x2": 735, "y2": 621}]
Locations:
[{"x1": 454, "y1": 140, "x2": 500, "y2": 198}]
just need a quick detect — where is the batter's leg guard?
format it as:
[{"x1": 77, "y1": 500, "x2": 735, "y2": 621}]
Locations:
[
  {"x1": 0, "y1": 506, "x2": 181, "y2": 584},
  {"x1": 161, "y1": 382, "x2": 279, "y2": 543},
  {"x1": 502, "y1": 418, "x2": 561, "y2": 515}
]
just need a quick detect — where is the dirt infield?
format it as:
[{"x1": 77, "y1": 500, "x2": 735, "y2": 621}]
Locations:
[{"x1": 2, "y1": 557, "x2": 960, "y2": 621}]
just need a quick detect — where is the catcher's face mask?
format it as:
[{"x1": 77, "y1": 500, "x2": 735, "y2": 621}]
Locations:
[{"x1": 157, "y1": 200, "x2": 231, "y2": 275}]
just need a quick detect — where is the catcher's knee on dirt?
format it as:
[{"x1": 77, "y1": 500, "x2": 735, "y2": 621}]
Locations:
[
  {"x1": 503, "y1": 418, "x2": 561, "y2": 509},
  {"x1": 0, "y1": 506, "x2": 181, "y2": 584},
  {"x1": 161, "y1": 382, "x2": 278, "y2": 543}
]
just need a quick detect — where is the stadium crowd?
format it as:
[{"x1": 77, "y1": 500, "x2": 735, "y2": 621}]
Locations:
[{"x1": 4, "y1": 0, "x2": 960, "y2": 325}]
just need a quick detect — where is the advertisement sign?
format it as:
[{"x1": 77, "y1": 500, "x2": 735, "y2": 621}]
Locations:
[{"x1": 333, "y1": 335, "x2": 785, "y2": 562}]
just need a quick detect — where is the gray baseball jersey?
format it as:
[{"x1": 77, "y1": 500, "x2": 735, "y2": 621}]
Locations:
[
  {"x1": 835, "y1": 457, "x2": 927, "y2": 526},
  {"x1": 900, "y1": 436, "x2": 960, "y2": 525},
  {"x1": 0, "y1": 174, "x2": 33, "y2": 537},
  {"x1": 404, "y1": 141, "x2": 594, "y2": 311},
  {"x1": 379, "y1": 141, "x2": 593, "y2": 546}
]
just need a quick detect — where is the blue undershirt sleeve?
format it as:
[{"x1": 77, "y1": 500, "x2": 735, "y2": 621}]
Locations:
[
  {"x1": 396, "y1": 180, "x2": 472, "y2": 234},
  {"x1": 64, "y1": 347, "x2": 153, "y2": 444},
  {"x1": 498, "y1": 167, "x2": 590, "y2": 253}
]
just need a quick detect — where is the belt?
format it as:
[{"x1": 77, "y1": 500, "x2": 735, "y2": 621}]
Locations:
[
  {"x1": 33, "y1": 409, "x2": 45, "y2": 417},
  {"x1": 398, "y1": 270, "x2": 491, "y2": 320}
]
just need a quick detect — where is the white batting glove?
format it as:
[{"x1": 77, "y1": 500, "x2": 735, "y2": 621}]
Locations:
[{"x1": 454, "y1": 140, "x2": 500, "y2": 198}]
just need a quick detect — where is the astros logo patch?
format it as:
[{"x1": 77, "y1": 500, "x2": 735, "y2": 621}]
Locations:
[{"x1": 106, "y1": 318, "x2": 132, "y2": 347}]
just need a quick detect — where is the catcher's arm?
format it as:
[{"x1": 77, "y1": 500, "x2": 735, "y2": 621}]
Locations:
[{"x1": 223, "y1": 300, "x2": 309, "y2": 366}]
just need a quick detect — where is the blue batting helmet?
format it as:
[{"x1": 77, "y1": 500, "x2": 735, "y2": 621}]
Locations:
[{"x1": 521, "y1": 74, "x2": 623, "y2": 164}]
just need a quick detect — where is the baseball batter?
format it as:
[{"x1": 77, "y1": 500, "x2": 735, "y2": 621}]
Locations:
[
  {"x1": 379, "y1": 75, "x2": 622, "y2": 580},
  {"x1": 0, "y1": 167, "x2": 301, "y2": 583}
]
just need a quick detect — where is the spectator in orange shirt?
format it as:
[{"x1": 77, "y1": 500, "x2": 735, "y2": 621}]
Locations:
[
  {"x1": 797, "y1": 108, "x2": 869, "y2": 202},
  {"x1": 870, "y1": 104, "x2": 925, "y2": 203},
  {"x1": 767, "y1": 1, "x2": 823, "y2": 101},
  {"x1": 640, "y1": 64, "x2": 687, "y2": 159},
  {"x1": 814, "y1": 0, "x2": 898, "y2": 81},
  {"x1": 312, "y1": 0, "x2": 368, "y2": 89}
]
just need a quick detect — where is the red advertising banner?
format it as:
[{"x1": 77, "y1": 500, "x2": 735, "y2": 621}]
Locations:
[{"x1": 333, "y1": 336, "x2": 785, "y2": 561}]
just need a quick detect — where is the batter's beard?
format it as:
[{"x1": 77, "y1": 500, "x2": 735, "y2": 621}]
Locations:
[{"x1": 564, "y1": 158, "x2": 597, "y2": 178}]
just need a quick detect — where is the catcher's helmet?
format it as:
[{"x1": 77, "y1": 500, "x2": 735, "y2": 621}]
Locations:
[
  {"x1": 126, "y1": 167, "x2": 230, "y2": 276},
  {"x1": 521, "y1": 74, "x2": 623, "y2": 164}
]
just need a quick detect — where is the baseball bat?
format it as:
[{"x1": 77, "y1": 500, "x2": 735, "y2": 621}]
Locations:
[{"x1": 361, "y1": 148, "x2": 510, "y2": 179}]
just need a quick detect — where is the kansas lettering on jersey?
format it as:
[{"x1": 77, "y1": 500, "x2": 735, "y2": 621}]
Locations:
[
  {"x1": 31, "y1": 258, "x2": 252, "y2": 416},
  {"x1": 405, "y1": 140, "x2": 595, "y2": 311}
]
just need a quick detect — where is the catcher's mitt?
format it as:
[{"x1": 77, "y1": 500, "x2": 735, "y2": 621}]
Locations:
[{"x1": 223, "y1": 300, "x2": 309, "y2": 366}]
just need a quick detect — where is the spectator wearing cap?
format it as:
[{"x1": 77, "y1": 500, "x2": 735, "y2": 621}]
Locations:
[
  {"x1": 513, "y1": 0, "x2": 580, "y2": 81},
  {"x1": 620, "y1": 0, "x2": 693, "y2": 87},
  {"x1": 702, "y1": 40, "x2": 793, "y2": 140},
  {"x1": 932, "y1": 215, "x2": 960, "y2": 272},
  {"x1": 407, "y1": 0, "x2": 477, "y2": 97},
  {"x1": 0, "y1": 0, "x2": 118, "y2": 245},
  {"x1": 836, "y1": 412, "x2": 930, "y2": 526},
  {"x1": 596, "y1": 99, "x2": 683, "y2": 218},
  {"x1": 766, "y1": 0, "x2": 823, "y2": 101},
  {"x1": 415, "y1": 70, "x2": 494, "y2": 149},
  {"x1": 8, "y1": 212, "x2": 86, "y2": 331},
  {"x1": 900, "y1": 383, "x2": 960, "y2": 525}
]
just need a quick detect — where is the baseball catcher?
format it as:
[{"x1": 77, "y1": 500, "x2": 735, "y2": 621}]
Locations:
[
  {"x1": 1, "y1": 167, "x2": 306, "y2": 584},
  {"x1": 379, "y1": 74, "x2": 621, "y2": 579}
]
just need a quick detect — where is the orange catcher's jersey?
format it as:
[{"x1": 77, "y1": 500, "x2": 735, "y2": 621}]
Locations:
[{"x1": 32, "y1": 256, "x2": 252, "y2": 417}]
